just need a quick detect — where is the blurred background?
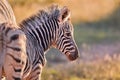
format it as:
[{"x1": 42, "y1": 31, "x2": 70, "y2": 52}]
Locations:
[{"x1": 9, "y1": 0, "x2": 120, "y2": 80}]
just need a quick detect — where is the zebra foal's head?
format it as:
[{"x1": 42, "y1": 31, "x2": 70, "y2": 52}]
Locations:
[{"x1": 52, "y1": 6, "x2": 79, "y2": 61}]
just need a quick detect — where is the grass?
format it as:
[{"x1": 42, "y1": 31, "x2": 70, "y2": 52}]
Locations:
[
  {"x1": 9, "y1": 0, "x2": 119, "y2": 23},
  {"x1": 74, "y1": 24, "x2": 120, "y2": 46},
  {"x1": 42, "y1": 60, "x2": 120, "y2": 80}
]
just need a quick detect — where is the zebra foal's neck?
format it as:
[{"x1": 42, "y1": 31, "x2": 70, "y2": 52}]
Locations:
[{"x1": 20, "y1": 12, "x2": 58, "y2": 51}]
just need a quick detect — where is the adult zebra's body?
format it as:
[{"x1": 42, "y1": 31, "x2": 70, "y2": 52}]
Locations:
[
  {"x1": 0, "y1": 23, "x2": 26, "y2": 80},
  {"x1": 0, "y1": 0, "x2": 16, "y2": 24},
  {"x1": 0, "y1": 0, "x2": 26, "y2": 80},
  {"x1": 20, "y1": 5, "x2": 79, "y2": 80}
]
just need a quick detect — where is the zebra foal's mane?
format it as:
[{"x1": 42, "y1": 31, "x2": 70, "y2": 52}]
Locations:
[{"x1": 20, "y1": 5, "x2": 60, "y2": 25}]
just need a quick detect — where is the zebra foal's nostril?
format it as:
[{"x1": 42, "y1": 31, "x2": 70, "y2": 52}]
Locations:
[{"x1": 67, "y1": 50, "x2": 79, "y2": 61}]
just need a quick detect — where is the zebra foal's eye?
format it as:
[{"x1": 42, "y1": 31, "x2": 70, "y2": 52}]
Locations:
[{"x1": 66, "y1": 32, "x2": 71, "y2": 37}]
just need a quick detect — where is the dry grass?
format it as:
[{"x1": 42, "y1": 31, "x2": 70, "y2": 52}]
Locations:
[
  {"x1": 42, "y1": 59, "x2": 120, "y2": 80},
  {"x1": 9, "y1": 0, "x2": 119, "y2": 23}
]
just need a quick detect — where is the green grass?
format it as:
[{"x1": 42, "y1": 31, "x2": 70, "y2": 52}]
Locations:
[{"x1": 74, "y1": 24, "x2": 120, "y2": 46}]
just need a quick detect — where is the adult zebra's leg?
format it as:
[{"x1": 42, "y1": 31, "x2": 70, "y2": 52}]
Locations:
[
  {"x1": 3, "y1": 29, "x2": 27, "y2": 80},
  {"x1": 0, "y1": 53, "x2": 5, "y2": 79},
  {"x1": 26, "y1": 64, "x2": 42, "y2": 80},
  {"x1": 0, "y1": 25, "x2": 6, "y2": 79},
  {"x1": 0, "y1": 50, "x2": 5, "y2": 79}
]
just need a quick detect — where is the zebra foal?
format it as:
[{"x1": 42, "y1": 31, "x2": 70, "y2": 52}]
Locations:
[{"x1": 19, "y1": 5, "x2": 79, "y2": 80}]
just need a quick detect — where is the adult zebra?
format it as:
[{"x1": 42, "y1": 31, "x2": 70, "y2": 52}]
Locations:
[
  {"x1": 0, "y1": 0, "x2": 26, "y2": 80},
  {"x1": 19, "y1": 5, "x2": 79, "y2": 80}
]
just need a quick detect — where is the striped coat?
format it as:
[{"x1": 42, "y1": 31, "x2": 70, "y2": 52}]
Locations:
[
  {"x1": 19, "y1": 5, "x2": 79, "y2": 80},
  {"x1": 0, "y1": 0, "x2": 26, "y2": 80}
]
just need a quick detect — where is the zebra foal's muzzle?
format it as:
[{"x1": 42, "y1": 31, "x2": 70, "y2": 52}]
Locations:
[{"x1": 66, "y1": 47, "x2": 79, "y2": 61}]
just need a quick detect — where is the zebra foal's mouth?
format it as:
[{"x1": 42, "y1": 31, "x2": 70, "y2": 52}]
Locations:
[{"x1": 66, "y1": 50, "x2": 79, "y2": 61}]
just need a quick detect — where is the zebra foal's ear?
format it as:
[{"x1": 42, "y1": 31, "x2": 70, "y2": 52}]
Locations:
[{"x1": 58, "y1": 6, "x2": 70, "y2": 23}]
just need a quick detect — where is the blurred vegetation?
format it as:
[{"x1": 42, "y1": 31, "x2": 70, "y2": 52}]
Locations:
[
  {"x1": 9, "y1": 0, "x2": 56, "y2": 5},
  {"x1": 8, "y1": 0, "x2": 120, "y2": 45},
  {"x1": 42, "y1": 60, "x2": 120, "y2": 80},
  {"x1": 9, "y1": 0, "x2": 120, "y2": 23},
  {"x1": 74, "y1": 7, "x2": 120, "y2": 45}
]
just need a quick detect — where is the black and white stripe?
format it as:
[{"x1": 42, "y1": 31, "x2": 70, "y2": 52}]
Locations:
[
  {"x1": 0, "y1": 0, "x2": 16, "y2": 24},
  {"x1": 0, "y1": 0, "x2": 26, "y2": 80},
  {"x1": 19, "y1": 5, "x2": 79, "y2": 80},
  {"x1": 0, "y1": 23, "x2": 26, "y2": 80}
]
